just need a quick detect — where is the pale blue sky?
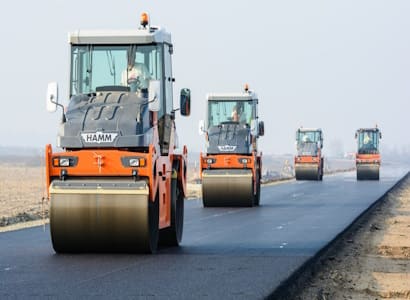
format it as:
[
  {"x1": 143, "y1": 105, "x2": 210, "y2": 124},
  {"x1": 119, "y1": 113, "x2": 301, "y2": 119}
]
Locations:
[{"x1": 1, "y1": 0, "x2": 409, "y2": 155}]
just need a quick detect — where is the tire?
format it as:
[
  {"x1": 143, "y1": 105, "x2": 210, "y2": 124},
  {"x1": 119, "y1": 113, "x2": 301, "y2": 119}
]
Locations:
[
  {"x1": 319, "y1": 160, "x2": 324, "y2": 181},
  {"x1": 254, "y1": 171, "x2": 261, "y2": 206},
  {"x1": 159, "y1": 164, "x2": 184, "y2": 246},
  {"x1": 147, "y1": 190, "x2": 160, "y2": 253}
]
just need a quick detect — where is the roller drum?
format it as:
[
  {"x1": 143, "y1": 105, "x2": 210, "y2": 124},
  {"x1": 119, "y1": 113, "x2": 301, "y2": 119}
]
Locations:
[
  {"x1": 202, "y1": 169, "x2": 254, "y2": 207},
  {"x1": 357, "y1": 164, "x2": 380, "y2": 180},
  {"x1": 49, "y1": 179, "x2": 158, "y2": 253},
  {"x1": 295, "y1": 163, "x2": 320, "y2": 181}
]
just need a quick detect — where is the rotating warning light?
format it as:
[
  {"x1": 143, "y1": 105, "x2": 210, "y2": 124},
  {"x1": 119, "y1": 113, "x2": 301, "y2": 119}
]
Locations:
[{"x1": 140, "y1": 12, "x2": 149, "y2": 27}]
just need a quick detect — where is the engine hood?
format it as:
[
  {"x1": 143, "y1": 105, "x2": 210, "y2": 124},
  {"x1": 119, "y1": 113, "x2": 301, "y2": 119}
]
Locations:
[
  {"x1": 297, "y1": 142, "x2": 319, "y2": 156},
  {"x1": 57, "y1": 91, "x2": 153, "y2": 149},
  {"x1": 207, "y1": 123, "x2": 251, "y2": 154}
]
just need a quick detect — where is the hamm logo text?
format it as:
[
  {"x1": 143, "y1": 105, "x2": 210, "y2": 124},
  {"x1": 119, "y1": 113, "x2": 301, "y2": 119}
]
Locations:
[{"x1": 81, "y1": 132, "x2": 118, "y2": 144}]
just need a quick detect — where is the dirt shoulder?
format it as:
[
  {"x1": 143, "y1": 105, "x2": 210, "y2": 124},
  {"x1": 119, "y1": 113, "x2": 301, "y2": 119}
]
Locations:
[{"x1": 278, "y1": 175, "x2": 410, "y2": 300}]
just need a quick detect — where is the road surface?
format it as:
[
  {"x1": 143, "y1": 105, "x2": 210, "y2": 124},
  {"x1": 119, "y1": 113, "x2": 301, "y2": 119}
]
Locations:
[{"x1": 0, "y1": 163, "x2": 407, "y2": 299}]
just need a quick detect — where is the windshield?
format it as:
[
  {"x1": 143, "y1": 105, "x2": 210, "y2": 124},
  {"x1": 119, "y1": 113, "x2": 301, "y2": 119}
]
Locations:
[
  {"x1": 357, "y1": 130, "x2": 379, "y2": 154},
  {"x1": 296, "y1": 130, "x2": 321, "y2": 143},
  {"x1": 207, "y1": 100, "x2": 256, "y2": 127},
  {"x1": 70, "y1": 44, "x2": 163, "y2": 95}
]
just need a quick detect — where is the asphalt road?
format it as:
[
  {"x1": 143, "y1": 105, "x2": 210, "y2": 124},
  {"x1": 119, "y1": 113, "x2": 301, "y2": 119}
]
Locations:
[{"x1": 0, "y1": 163, "x2": 407, "y2": 299}]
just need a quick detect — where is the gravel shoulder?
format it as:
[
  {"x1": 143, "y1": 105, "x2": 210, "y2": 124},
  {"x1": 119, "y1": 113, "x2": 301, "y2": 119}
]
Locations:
[{"x1": 280, "y1": 174, "x2": 410, "y2": 300}]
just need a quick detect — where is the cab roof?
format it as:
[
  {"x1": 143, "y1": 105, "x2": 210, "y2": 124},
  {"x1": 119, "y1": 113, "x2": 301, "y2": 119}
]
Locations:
[
  {"x1": 69, "y1": 26, "x2": 171, "y2": 45},
  {"x1": 206, "y1": 91, "x2": 258, "y2": 101},
  {"x1": 297, "y1": 128, "x2": 322, "y2": 132},
  {"x1": 356, "y1": 128, "x2": 380, "y2": 132}
]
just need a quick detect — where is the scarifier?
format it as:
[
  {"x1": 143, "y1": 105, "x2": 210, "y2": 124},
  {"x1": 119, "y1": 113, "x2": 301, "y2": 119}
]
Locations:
[
  {"x1": 45, "y1": 13, "x2": 191, "y2": 253},
  {"x1": 294, "y1": 128, "x2": 324, "y2": 180},
  {"x1": 355, "y1": 127, "x2": 382, "y2": 180},
  {"x1": 199, "y1": 85, "x2": 264, "y2": 207}
]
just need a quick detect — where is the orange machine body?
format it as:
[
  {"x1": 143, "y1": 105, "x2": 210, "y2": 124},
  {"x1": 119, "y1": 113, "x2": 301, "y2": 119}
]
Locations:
[
  {"x1": 355, "y1": 153, "x2": 381, "y2": 166},
  {"x1": 294, "y1": 148, "x2": 323, "y2": 167},
  {"x1": 46, "y1": 140, "x2": 188, "y2": 230},
  {"x1": 200, "y1": 151, "x2": 262, "y2": 194}
]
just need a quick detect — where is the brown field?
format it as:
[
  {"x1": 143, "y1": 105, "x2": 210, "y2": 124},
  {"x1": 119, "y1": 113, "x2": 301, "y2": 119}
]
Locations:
[{"x1": 0, "y1": 164, "x2": 47, "y2": 226}]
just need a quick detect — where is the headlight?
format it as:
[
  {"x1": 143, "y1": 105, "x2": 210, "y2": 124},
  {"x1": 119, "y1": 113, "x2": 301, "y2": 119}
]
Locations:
[
  {"x1": 121, "y1": 157, "x2": 146, "y2": 167},
  {"x1": 203, "y1": 158, "x2": 215, "y2": 164},
  {"x1": 129, "y1": 158, "x2": 140, "y2": 167},
  {"x1": 59, "y1": 158, "x2": 70, "y2": 167},
  {"x1": 52, "y1": 156, "x2": 78, "y2": 167},
  {"x1": 238, "y1": 158, "x2": 250, "y2": 164}
]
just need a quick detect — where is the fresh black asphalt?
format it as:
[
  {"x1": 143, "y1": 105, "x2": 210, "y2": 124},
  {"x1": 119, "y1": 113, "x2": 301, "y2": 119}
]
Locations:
[{"x1": 0, "y1": 163, "x2": 407, "y2": 299}]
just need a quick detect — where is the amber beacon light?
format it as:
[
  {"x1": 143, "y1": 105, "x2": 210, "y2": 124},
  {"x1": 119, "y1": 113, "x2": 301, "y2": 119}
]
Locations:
[{"x1": 140, "y1": 12, "x2": 149, "y2": 27}]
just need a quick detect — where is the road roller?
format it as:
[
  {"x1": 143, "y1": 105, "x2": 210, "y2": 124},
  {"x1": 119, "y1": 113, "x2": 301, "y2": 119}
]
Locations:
[
  {"x1": 44, "y1": 13, "x2": 191, "y2": 253},
  {"x1": 199, "y1": 85, "x2": 264, "y2": 207},
  {"x1": 294, "y1": 128, "x2": 324, "y2": 180},
  {"x1": 355, "y1": 127, "x2": 382, "y2": 180}
]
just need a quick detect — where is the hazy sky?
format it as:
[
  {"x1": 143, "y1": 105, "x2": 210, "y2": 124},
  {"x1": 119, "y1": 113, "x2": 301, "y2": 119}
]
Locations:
[{"x1": 1, "y1": 0, "x2": 409, "y2": 155}]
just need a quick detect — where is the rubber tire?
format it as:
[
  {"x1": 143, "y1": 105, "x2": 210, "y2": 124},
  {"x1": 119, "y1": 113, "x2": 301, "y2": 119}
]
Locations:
[
  {"x1": 159, "y1": 166, "x2": 184, "y2": 247},
  {"x1": 319, "y1": 160, "x2": 324, "y2": 181},
  {"x1": 146, "y1": 191, "x2": 160, "y2": 254},
  {"x1": 254, "y1": 171, "x2": 261, "y2": 206}
]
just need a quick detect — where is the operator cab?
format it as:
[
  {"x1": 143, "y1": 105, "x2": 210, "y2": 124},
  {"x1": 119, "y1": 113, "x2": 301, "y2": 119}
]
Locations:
[
  {"x1": 207, "y1": 98, "x2": 256, "y2": 126},
  {"x1": 46, "y1": 13, "x2": 190, "y2": 153},
  {"x1": 355, "y1": 128, "x2": 381, "y2": 155},
  {"x1": 296, "y1": 128, "x2": 323, "y2": 156},
  {"x1": 200, "y1": 86, "x2": 264, "y2": 155}
]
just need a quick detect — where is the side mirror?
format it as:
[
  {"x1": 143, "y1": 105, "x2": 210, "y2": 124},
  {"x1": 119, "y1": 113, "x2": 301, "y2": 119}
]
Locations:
[
  {"x1": 379, "y1": 132, "x2": 382, "y2": 139},
  {"x1": 180, "y1": 88, "x2": 191, "y2": 116},
  {"x1": 355, "y1": 132, "x2": 358, "y2": 139},
  {"x1": 258, "y1": 121, "x2": 264, "y2": 136},
  {"x1": 198, "y1": 120, "x2": 205, "y2": 135},
  {"x1": 46, "y1": 82, "x2": 58, "y2": 112},
  {"x1": 250, "y1": 119, "x2": 258, "y2": 136},
  {"x1": 148, "y1": 80, "x2": 161, "y2": 112}
]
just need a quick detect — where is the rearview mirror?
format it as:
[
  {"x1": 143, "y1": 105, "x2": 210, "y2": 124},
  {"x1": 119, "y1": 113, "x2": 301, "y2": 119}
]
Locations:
[
  {"x1": 250, "y1": 120, "x2": 258, "y2": 136},
  {"x1": 148, "y1": 80, "x2": 161, "y2": 112},
  {"x1": 258, "y1": 121, "x2": 265, "y2": 136},
  {"x1": 180, "y1": 88, "x2": 191, "y2": 116},
  {"x1": 46, "y1": 82, "x2": 58, "y2": 112},
  {"x1": 198, "y1": 120, "x2": 205, "y2": 135}
]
